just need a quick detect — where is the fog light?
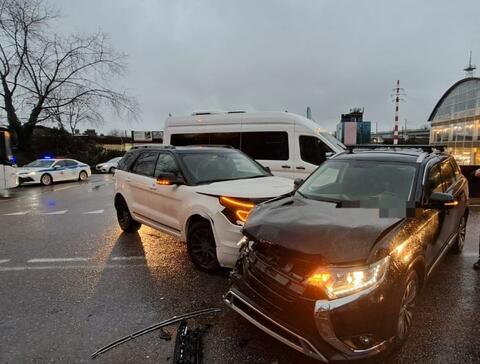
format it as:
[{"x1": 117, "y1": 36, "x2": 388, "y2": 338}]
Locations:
[{"x1": 343, "y1": 334, "x2": 376, "y2": 350}]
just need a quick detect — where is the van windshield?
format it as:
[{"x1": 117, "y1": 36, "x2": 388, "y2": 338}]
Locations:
[
  {"x1": 179, "y1": 150, "x2": 269, "y2": 184},
  {"x1": 320, "y1": 132, "x2": 346, "y2": 151}
]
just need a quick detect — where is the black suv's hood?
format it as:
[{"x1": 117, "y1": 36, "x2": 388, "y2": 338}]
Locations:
[{"x1": 243, "y1": 195, "x2": 403, "y2": 264}]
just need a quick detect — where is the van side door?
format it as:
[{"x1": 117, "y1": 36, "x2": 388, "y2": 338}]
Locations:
[
  {"x1": 295, "y1": 135, "x2": 333, "y2": 178},
  {"x1": 240, "y1": 130, "x2": 294, "y2": 178}
]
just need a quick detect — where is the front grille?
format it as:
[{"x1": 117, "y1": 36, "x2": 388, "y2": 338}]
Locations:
[{"x1": 245, "y1": 241, "x2": 325, "y2": 303}]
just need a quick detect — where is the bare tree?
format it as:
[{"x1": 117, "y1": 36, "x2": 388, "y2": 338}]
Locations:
[{"x1": 0, "y1": 0, "x2": 138, "y2": 151}]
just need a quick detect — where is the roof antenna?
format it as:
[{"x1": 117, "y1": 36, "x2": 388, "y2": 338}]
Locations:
[{"x1": 464, "y1": 51, "x2": 476, "y2": 77}]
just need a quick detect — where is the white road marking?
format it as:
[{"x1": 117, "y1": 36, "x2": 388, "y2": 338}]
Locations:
[
  {"x1": 27, "y1": 257, "x2": 89, "y2": 263},
  {"x1": 0, "y1": 264, "x2": 149, "y2": 272},
  {"x1": 3, "y1": 211, "x2": 30, "y2": 216},
  {"x1": 83, "y1": 209, "x2": 105, "y2": 214},
  {"x1": 39, "y1": 210, "x2": 68, "y2": 215},
  {"x1": 53, "y1": 185, "x2": 78, "y2": 192},
  {"x1": 0, "y1": 259, "x2": 10, "y2": 264},
  {"x1": 111, "y1": 256, "x2": 145, "y2": 261}
]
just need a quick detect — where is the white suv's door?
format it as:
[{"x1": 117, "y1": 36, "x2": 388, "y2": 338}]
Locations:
[
  {"x1": 147, "y1": 152, "x2": 186, "y2": 233},
  {"x1": 127, "y1": 151, "x2": 160, "y2": 221}
]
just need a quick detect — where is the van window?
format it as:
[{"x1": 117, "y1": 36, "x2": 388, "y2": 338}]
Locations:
[
  {"x1": 241, "y1": 132, "x2": 288, "y2": 161},
  {"x1": 299, "y1": 135, "x2": 332, "y2": 165},
  {"x1": 171, "y1": 133, "x2": 210, "y2": 146},
  {"x1": 131, "y1": 151, "x2": 159, "y2": 177},
  {"x1": 210, "y1": 133, "x2": 241, "y2": 148}
]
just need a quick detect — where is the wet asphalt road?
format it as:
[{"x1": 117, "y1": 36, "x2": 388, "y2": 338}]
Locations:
[{"x1": 0, "y1": 174, "x2": 479, "y2": 363}]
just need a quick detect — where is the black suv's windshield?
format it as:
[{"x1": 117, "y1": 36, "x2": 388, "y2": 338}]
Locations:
[
  {"x1": 179, "y1": 150, "x2": 269, "y2": 184},
  {"x1": 298, "y1": 159, "x2": 417, "y2": 204}
]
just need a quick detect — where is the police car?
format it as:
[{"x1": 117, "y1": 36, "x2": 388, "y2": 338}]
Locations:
[{"x1": 17, "y1": 158, "x2": 91, "y2": 186}]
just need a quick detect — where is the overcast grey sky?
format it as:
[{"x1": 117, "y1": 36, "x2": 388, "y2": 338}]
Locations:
[{"x1": 52, "y1": 0, "x2": 480, "y2": 133}]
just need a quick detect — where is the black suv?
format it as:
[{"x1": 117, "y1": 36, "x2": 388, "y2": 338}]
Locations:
[{"x1": 224, "y1": 146, "x2": 468, "y2": 362}]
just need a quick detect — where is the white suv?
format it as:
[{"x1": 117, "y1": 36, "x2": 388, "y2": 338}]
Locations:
[{"x1": 114, "y1": 146, "x2": 294, "y2": 272}]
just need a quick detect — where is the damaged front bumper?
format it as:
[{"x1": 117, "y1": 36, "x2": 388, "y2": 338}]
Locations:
[{"x1": 224, "y1": 266, "x2": 396, "y2": 362}]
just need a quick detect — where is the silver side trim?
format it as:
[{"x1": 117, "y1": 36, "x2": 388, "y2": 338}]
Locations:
[{"x1": 223, "y1": 290, "x2": 329, "y2": 363}]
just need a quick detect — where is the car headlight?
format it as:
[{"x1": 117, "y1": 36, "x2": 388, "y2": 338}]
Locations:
[
  {"x1": 219, "y1": 196, "x2": 255, "y2": 225},
  {"x1": 28, "y1": 171, "x2": 37, "y2": 176},
  {"x1": 306, "y1": 256, "x2": 390, "y2": 300}
]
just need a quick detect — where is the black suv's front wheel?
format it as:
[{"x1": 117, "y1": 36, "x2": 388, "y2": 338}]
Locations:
[
  {"x1": 187, "y1": 220, "x2": 220, "y2": 273},
  {"x1": 396, "y1": 269, "x2": 419, "y2": 343}
]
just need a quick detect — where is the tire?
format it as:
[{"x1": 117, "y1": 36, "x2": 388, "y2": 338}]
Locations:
[
  {"x1": 115, "y1": 198, "x2": 141, "y2": 233},
  {"x1": 79, "y1": 171, "x2": 88, "y2": 181},
  {"x1": 187, "y1": 220, "x2": 220, "y2": 273},
  {"x1": 395, "y1": 269, "x2": 419, "y2": 346},
  {"x1": 450, "y1": 214, "x2": 467, "y2": 254},
  {"x1": 40, "y1": 173, "x2": 53, "y2": 186},
  {"x1": 109, "y1": 167, "x2": 116, "y2": 174}
]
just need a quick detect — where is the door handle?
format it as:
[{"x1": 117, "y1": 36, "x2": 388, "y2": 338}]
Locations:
[
  {"x1": 296, "y1": 166, "x2": 306, "y2": 170},
  {"x1": 281, "y1": 165, "x2": 291, "y2": 169},
  {"x1": 125, "y1": 177, "x2": 131, "y2": 182},
  {"x1": 148, "y1": 186, "x2": 157, "y2": 191}
]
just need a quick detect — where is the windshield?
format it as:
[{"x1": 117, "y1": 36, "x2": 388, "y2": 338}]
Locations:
[
  {"x1": 24, "y1": 159, "x2": 55, "y2": 168},
  {"x1": 298, "y1": 160, "x2": 417, "y2": 204},
  {"x1": 179, "y1": 150, "x2": 269, "y2": 184},
  {"x1": 320, "y1": 132, "x2": 346, "y2": 151}
]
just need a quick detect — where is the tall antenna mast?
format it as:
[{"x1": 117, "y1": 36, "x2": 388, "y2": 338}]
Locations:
[
  {"x1": 391, "y1": 80, "x2": 406, "y2": 145},
  {"x1": 464, "y1": 51, "x2": 476, "y2": 77}
]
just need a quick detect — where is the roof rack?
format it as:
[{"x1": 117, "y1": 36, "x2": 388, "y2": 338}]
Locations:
[
  {"x1": 131, "y1": 144, "x2": 175, "y2": 150},
  {"x1": 345, "y1": 144, "x2": 446, "y2": 153},
  {"x1": 184, "y1": 144, "x2": 235, "y2": 149}
]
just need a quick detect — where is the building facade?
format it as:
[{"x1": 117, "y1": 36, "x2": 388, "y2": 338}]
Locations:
[
  {"x1": 429, "y1": 77, "x2": 480, "y2": 165},
  {"x1": 336, "y1": 108, "x2": 371, "y2": 145}
]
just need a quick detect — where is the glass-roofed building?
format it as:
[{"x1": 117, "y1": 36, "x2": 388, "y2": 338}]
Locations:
[{"x1": 429, "y1": 77, "x2": 480, "y2": 165}]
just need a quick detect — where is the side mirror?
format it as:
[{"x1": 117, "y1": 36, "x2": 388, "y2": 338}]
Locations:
[
  {"x1": 156, "y1": 172, "x2": 184, "y2": 186},
  {"x1": 294, "y1": 178, "x2": 304, "y2": 190},
  {"x1": 325, "y1": 151, "x2": 334, "y2": 159},
  {"x1": 263, "y1": 165, "x2": 271, "y2": 173},
  {"x1": 53, "y1": 165, "x2": 61, "y2": 170},
  {"x1": 427, "y1": 192, "x2": 458, "y2": 209}
]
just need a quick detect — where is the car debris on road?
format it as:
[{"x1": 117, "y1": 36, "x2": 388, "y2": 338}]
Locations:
[{"x1": 91, "y1": 307, "x2": 221, "y2": 359}]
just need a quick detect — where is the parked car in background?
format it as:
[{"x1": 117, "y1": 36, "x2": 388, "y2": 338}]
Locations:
[
  {"x1": 17, "y1": 158, "x2": 91, "y2": 186},
  {"x1": 225, "y1": 146, "x2": 468, "y2": 362},
  {"x1": 163, "y1": 111, "x2": 346, "y2": 179},
  {"x1": 96, "y1": 157, "x2": 122, "y2": 173},
  {"x1": 114, "y1": 145, "x2": 294, "y2": 271}
]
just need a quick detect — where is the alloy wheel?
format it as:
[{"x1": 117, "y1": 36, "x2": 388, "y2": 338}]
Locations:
[
  {"x1": 189, "y1": 225, "x2": 218, "y2": 271},
  {"x1": 41, "y1": 174, "x2": 52, "y2": 186},
  {"x1": 79, "y1": 171, "x2": 88, "y2": 181},
  {"x1": 397, "y1": 273, "x2": 418, "y2": 341}
]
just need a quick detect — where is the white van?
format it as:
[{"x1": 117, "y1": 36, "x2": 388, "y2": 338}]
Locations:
[{"x1": 163, "y1": 111, "x2": 345, "y2": 179}]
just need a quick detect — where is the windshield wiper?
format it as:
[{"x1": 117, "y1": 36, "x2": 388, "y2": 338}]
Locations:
[{"x1": 197, "y1": 175, "x2": 265, "y2": 184}]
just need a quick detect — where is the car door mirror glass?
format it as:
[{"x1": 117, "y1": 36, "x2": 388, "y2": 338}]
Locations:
[{"x1": 428, "y1": 192, "x2": 458, "y2": 209}]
